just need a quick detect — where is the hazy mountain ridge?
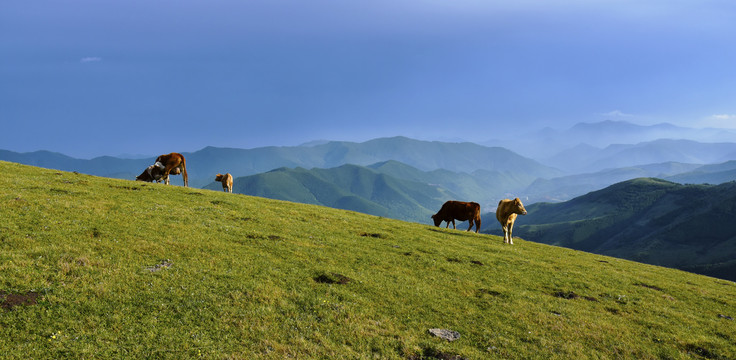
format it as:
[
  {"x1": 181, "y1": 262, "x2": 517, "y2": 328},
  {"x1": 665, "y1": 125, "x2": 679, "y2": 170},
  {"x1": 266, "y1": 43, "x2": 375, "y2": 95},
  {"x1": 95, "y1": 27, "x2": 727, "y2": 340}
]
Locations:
[
  {"x1": 522, "y1": 162, "x2": 704, "y2": 203},
  {"x1": 487, "y1": 120, "x2": 736, "y2": 162},
  {"x1": 0, "y1": 137, "x2": 560, "y2": 188},
  {"x1": 665, "y1": 160, "x2": 736, "y2": 185},
  {"x1": 512, "y1": 178, "x2": 736, "y2": 281}
]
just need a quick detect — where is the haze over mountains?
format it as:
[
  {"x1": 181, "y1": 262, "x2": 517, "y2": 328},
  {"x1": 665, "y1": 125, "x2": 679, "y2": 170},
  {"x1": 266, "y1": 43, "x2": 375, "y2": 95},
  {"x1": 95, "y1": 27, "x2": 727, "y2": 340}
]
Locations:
[{"x1": 487, "y1": 120, "x2": 736, "y2": 165}]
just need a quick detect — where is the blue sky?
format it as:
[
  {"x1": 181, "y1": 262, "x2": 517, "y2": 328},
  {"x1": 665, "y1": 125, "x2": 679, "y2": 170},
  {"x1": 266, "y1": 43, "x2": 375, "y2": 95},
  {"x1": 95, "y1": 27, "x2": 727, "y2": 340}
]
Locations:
[{"x1": 2, "y1": 0, "x2": 736, "y2": 158}]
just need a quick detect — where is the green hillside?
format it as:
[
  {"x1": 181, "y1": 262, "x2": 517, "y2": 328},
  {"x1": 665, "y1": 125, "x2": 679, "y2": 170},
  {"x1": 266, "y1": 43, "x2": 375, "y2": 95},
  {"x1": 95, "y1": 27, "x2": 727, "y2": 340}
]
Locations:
[
  {"x1": 203, "y1": 161, "x2": 528, "y2": 224},
  {"x1": 204, "y1": 164, "x2": 458, "y2": 224},
  {"x1": 368, "y1": 160, "x2": 532, "y2": 209},
  {"x1": 2, "y1": 161, "x2": 735, "y2": 359},
  {"x1": 515, "y1": 178, "x2": 736, "y2": 281}
]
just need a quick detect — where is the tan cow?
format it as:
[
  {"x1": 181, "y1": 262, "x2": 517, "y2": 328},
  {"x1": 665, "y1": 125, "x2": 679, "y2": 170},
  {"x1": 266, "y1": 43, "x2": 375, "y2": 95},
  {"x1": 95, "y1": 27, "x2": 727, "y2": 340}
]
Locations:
[
  {"x1": 496, "y1": 198, "x2": 527, "y2": 244},
  {"x1": 431, "y1": 201, "x2": 482, "y2": 233},
  {"x1": 215, "y1": 173, "x2": 233, "y2": 193},
  {"x1": 155, "y1": 152, "x2": 188, "y2": 187}
]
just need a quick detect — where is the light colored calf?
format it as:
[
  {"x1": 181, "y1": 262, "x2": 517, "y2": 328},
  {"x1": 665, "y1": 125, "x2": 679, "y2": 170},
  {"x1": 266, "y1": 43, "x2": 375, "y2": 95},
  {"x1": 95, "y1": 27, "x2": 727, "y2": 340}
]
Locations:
[
  {"x1": 215, "y1": 173, "x2": 233, "y2": 193},
  {"x1": 496, "y1": 198, "x2": 527, "y2": 244}
]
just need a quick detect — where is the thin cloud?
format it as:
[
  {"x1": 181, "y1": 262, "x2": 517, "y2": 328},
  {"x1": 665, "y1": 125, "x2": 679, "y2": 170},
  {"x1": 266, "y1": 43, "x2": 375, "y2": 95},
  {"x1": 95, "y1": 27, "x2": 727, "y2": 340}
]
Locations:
[
  {"x1": 696, "y1": 114, "x2": 736, "y2": 129},
  {"x1": 80, "y1": 57, "x2": 102, "y2": 63},
  {"x1": 600, "y1": 110, "x2": 634, "y2": 118}
]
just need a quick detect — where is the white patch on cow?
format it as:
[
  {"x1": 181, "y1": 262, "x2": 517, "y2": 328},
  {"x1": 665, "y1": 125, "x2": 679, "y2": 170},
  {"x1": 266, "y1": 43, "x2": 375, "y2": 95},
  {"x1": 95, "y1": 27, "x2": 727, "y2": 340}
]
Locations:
[{"x1": 154, "y1": 161, "x2": 165, "y2": 170}]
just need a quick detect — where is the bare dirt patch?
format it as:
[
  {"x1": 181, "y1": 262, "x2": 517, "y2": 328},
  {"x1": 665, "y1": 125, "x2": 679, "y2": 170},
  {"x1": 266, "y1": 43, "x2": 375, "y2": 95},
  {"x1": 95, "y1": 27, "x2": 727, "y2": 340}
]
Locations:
[
  {"x1": 552, "y1": 290, "x2": 580, "y2": 300},
  {"x1": 1, "y1": 291, "x2": 41, "y2": 310},
  {"x1": 360, "y1": 232, "x2": 386, "y2": 239},
  {"x1": 684, "y1": 344, "x2": 723, "y2": 359},
  {"x1": 634, "y1": 282, "x2": 663, "y2": 291},
  {"x1": 477, "y1": 288, "x2": 504, "y2": 298},
  {"x1": 407, "y1": 346, "x2": 467, "y2": 360},
  {"x1": 314, "y1": 272, "x2": 352, "y2": 285}
]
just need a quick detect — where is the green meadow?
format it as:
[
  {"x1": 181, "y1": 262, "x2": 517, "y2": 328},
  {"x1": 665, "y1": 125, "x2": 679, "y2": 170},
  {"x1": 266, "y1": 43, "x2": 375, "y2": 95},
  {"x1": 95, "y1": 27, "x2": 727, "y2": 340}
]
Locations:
[{"x1": 1, "y1": 161, "x2": 734, "y2": 359}]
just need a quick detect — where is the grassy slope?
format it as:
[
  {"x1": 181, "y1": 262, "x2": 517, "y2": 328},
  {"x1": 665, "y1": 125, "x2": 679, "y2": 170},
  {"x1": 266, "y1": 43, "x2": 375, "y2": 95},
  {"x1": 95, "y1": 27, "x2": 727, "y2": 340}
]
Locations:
[{"x1": 1, "y1": 161, "x2": 735, "y2": 359}]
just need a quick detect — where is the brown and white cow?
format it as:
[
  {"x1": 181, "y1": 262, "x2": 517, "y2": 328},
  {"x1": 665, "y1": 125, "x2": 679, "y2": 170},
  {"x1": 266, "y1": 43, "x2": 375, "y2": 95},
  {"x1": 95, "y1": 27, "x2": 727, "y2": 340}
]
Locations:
[
  {"x1": 155, "y1": 152, "x2": 188, "y2": 187},
  {"x1": 431, "y1": 201, "x2": 482, "y2": 233},
  {"x1": 496, "y1": 198, "x2": 527, "y2": 244},
  {"x1": 215, "y1": 173, "x2": 233, "y2": 193}
]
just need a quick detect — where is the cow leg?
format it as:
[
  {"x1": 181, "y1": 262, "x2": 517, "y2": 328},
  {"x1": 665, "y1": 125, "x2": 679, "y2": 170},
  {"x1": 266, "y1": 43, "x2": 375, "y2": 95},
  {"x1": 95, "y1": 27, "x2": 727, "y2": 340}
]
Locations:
[
  {"x1": 508, "y1": 221, "x2": 515, "y2": 245},
  {"x1": 451, "y1": 219, "x2": 456, "y2": 229},
  {"x1": 466, "y1": 219, "x2": 474, "y2": 232},
  {"x1": 502, "y1": 225, "x2": 509, "y2": 244}
]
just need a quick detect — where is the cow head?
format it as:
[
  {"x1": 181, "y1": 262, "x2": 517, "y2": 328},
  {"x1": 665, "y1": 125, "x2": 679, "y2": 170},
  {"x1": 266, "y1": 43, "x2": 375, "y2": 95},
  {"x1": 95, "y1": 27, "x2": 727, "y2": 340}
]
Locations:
[
  {"x1": 136, "y1": 165, "x2": 155, "y2": 182},
  {"x1": 135, "y1": 172, "x2": 151, "y2": 182},
  {"x1": 431, "y1": 214, "x2": 442, "y2": 227},
  {"x1": 514, "y1": 198, "x2": 528, "y2": 215},
  {"x1": 215, "y1": 173, "x2": 224, "y2": 182}
]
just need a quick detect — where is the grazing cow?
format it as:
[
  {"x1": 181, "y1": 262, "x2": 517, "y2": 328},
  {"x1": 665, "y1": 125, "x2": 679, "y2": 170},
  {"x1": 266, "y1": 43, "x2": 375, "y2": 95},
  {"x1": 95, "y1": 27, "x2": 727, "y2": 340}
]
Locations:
[
  {"x1": 215, "y1": 173, "x2": 233, "y2": 193},
  {"x1": 155, "y1": 152, "x2": 188, "y2": 187},
  {"x1": 135, "y1": 162, "x2": 166, "y2": 183},
  {"x1": 431, "y1": 201, "x2": 482, "y2": 233},
  {"x1": 496, "y1": 198, "x2": 527, "y2": 244}
]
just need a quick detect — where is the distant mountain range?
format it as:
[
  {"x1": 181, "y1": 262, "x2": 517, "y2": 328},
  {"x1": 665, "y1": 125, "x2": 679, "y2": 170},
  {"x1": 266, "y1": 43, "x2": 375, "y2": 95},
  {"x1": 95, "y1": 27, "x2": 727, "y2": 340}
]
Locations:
[
  {"x1": 4, "y1": 121, "x2": 736, "y2": 210},
  {"x1": 665, "y1": 160, "x2": 736, "y2": 185},
  {"x1": 485, "y1": 120, "x2": 736, "y2": 163},
  {"x1": 544, "y1": 139, "x2": 736, "y2": 173},
  {"x1": 507, "y1": 178, "x2": 736, "y2": 281},
  {"x1": 0, "y1": 136, "x2": 560, "y2": 188},
  {"x1": 523, "y1": 161, "x2": 707, "y2": 203}
]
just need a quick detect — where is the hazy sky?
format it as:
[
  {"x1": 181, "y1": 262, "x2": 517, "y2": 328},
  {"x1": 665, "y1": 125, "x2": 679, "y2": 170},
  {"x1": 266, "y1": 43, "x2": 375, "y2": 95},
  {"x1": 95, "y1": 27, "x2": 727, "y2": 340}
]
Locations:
[{"x1": 2, "y1": 0, "x2": 736, "y2": 158}]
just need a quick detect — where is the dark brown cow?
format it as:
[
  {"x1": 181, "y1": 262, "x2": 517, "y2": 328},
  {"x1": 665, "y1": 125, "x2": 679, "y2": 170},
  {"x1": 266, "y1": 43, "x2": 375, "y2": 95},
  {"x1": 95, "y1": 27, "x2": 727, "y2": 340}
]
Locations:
[
  {"x1": 215, "y1": 173, "x2": 233, "y2": 193},
  {"x1": 496, "y1": 198, "x2": 527, "y2": 245},
  {"x1": 135, "y1": 163, "x2": 166, "y2": 183},
  {"x1": 155, "y1": 153, "x2": 188, "y2": 187},
  {"x1": 431, "y1": 201, "x2": 482, "y2": 233}
]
